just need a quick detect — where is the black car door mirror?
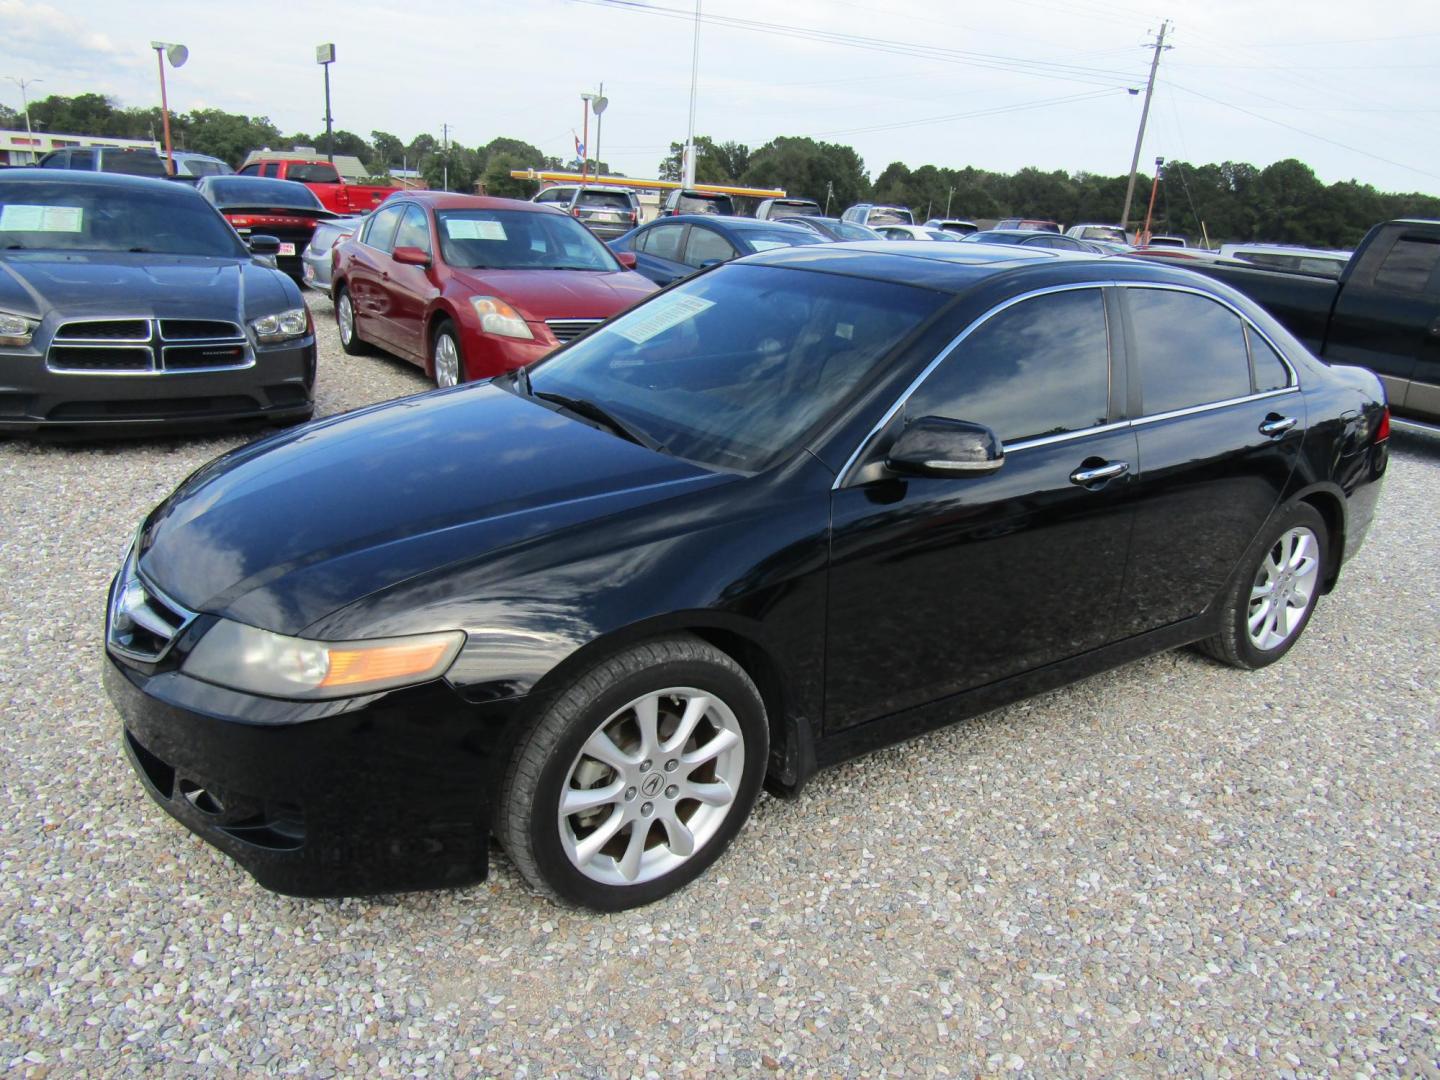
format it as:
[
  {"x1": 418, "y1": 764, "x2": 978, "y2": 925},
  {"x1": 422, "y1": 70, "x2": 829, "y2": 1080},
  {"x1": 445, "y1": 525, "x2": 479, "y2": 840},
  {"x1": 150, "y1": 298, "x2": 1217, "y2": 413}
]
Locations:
[
  {"x1": 886, "y1": 416, "x2": 1005, "y2": 477},
  {"x1": 247, "y1": 234, "x2": 281, "y2": 255}
]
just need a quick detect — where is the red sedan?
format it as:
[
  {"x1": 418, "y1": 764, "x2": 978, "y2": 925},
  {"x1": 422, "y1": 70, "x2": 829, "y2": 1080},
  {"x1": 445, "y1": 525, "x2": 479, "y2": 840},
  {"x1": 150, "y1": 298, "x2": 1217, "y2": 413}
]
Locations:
[{"x1": 330, "y1": 193, "x2": 656, "y2": 386}]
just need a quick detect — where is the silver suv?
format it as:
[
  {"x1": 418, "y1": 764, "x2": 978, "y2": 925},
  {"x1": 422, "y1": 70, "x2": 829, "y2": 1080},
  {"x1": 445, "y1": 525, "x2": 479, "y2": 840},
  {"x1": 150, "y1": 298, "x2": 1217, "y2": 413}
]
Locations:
[{"x1": 532, "y1": 185, "x2": 640, "y2": 240}]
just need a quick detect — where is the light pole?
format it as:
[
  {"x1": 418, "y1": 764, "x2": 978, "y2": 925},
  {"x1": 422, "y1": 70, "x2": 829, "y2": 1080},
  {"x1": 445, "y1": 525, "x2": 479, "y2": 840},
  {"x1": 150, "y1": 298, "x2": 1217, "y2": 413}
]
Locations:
[
  {"x1": 591, "y1": 85, "x2": 608, "y2": 178},
  {"x1": 580, "y1": 91, "x2": 596, "y2": 180},
  {"x1": 149, "y1": 42, "x2": 188, "y2": 176},
  {"x1": 682, "y1": 0, "x2": 701, "y2": 188},
  {"x1": 316, "y1": 44, "x2": 336, "y2": 163},
  {"x1": 946, "y1": 185, "x2": 955, "y2": 218},
  {"x1": 5, "y1": 77, "x2": 40, "y2": 162}
]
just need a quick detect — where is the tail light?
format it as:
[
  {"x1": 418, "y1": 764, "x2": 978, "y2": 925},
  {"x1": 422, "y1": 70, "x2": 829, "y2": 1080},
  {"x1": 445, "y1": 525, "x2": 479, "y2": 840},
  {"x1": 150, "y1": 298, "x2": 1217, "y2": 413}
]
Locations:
[
  {"x1": 630, "y1": 211, "x2": 638, "y2": 224},
  {"x1": 1375, "y1": 406, "x2": 1390, "y2": 442},
  {"x1": 572, "y1": 208, "x2": 582, "y2": 217}
]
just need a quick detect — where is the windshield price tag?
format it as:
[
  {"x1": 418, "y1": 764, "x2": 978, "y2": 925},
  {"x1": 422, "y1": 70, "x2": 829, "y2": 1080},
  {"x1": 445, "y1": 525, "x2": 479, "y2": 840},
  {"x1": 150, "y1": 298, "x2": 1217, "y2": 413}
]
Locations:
[
  {"x1": 610, "y1": 294, "x2": 715, "y2": 344},
  {"x1": 444, "y1": 219, "x2": 507, "y2": 241},
  {"x1": 0, "y1": 204, "x2": 84, "y2": 232}
]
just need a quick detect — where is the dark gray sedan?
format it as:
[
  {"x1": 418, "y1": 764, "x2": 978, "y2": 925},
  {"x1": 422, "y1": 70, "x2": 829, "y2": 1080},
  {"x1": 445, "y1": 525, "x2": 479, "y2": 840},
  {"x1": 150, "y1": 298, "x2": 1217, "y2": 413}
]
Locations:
[{"x1": 0, "y1": 170, "x2": 315, "y2": 434}]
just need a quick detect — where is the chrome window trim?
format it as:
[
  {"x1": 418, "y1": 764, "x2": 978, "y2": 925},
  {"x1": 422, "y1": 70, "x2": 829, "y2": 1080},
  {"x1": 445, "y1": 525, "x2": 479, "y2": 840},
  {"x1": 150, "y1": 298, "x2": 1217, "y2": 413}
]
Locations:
[
  {"x1": 832, "y1": 281, "x2": 1115, "y2": 490},
  {"x1": 833, "y1": 279, "x2": 1305, "y2": 490}
]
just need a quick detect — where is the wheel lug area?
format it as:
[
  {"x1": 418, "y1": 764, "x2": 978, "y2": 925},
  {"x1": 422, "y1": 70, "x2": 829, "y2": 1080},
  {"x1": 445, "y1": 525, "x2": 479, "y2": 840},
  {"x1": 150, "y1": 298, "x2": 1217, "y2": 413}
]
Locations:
[
  {"x1": 664, "y1": 759, "x2": 678, "y2": 772},
  {"x1": 624, "y1": 786, "x2": 637, "y2": 802},
  {"x1": 665, "y1": 784, "x2": 679, "y2": 799},
  {"x1": 639, "y1": 760, "x2": 653, "y2": 773},
  {"x1": 641, "y1": 802, "x2": 654, "y2": 817}
]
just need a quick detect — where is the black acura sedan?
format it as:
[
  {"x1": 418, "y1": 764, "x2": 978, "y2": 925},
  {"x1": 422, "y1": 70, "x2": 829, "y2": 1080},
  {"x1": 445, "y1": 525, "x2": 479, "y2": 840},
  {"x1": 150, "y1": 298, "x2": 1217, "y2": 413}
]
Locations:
[
  {"x1": 104, "y1": 242, "x2": 1389, "y2": 909},
  {"x1": 0, "y1": 170, "x2": 315, "y2": 434}
]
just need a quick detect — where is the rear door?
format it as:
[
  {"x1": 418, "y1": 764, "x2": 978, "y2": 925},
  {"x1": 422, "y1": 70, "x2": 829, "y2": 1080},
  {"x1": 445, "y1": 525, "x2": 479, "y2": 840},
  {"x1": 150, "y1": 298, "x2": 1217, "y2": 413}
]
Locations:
[
  {"x1": 1112, "y1": 285, "x2": 1304, "y2": 637},
  {"x1": 826, "y1": 286, "x2": 1137, "y2": 729},
  {"x1": 1326, "y1": 228, "x2": 1440, "y2": 419},
  {"x1": 681, "y1": 225, "x2": 738, "y2": 272},
  {"x1": 631, "y1": 222, "x2": 690, "y2": 285}
]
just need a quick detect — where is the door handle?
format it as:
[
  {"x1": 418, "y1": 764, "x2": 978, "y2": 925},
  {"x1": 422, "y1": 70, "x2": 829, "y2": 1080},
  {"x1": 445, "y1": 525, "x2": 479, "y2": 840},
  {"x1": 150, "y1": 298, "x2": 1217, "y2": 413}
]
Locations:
[
  {"x1": 1427, "y1": 315, "x2": 1440, "y2": 337},
  {"x1": 1069, "y1": 460, "x2": 1129, "y2": 486},
  {"x1": 1259, "y1": 415, "x2": 1297, "y2": 437}
]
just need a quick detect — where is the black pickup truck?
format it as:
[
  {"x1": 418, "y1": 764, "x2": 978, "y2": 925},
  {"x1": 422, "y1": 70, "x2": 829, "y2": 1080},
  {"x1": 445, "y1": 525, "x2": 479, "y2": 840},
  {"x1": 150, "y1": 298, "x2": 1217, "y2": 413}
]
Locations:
[{"x1": 1160, "y1": 219, "x2": 1440, "y2": 428}]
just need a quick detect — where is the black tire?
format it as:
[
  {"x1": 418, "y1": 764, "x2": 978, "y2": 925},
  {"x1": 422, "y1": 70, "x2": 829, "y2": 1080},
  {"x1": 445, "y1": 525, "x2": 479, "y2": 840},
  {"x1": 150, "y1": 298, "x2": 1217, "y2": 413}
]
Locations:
[
  {"x1": 1197, "y1": 502, "x2": 1328, "y2": 669},
  {"x1": 431, "y1": 321, "x2": 466, "y2": 389},
  {"x1": 334, "y1": 286, "x2": 370, "y2": 356},
  {"x1": 498, "y1": 635, "x2": 769, "y2": 911}
]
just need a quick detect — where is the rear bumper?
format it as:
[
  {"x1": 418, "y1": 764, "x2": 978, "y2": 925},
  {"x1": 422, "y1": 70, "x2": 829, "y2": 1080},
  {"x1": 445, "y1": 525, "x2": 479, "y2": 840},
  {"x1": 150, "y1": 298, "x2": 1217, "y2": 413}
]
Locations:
[
  {"x1": 104, "y1": 652, "x2": 523, "y2": 897},
  {"x1": 0, "y1": 340, "x2": 316, "y2": 434}
]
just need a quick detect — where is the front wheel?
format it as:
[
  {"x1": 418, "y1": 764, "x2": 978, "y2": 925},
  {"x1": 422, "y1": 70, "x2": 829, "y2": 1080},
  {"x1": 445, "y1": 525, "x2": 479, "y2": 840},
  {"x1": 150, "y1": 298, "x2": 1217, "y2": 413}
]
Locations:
[
  {"x1": 335, "y1": 287, "x2": 370, "y2": 356},
  {"x1": 431, "y1": 322, "x2": 465, "y2": 389},
  {"x1": 498, "y1": 636, "x2": 769, "y2": 911},
  {"x1": 1198, "y1": 502, "x2": 1327, "y2": 669}
]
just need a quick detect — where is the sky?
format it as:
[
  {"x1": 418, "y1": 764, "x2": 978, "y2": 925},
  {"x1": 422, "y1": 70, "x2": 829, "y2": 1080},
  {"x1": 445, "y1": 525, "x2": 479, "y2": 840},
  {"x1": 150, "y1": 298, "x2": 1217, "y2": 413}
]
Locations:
[{"x1": 3, "y1": 0, "x2": 1438, "y2": 196}]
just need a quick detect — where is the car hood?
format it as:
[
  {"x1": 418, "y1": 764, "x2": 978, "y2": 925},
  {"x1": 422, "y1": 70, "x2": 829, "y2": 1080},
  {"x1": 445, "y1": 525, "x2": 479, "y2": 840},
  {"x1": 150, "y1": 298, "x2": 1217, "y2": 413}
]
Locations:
[
  {"x1": 0, "y1": 251, "x2": 290, "y2": 323},
  {"x1": 447, "y1": 267, "x2": 655, "y2": 321},
  {"x1": 137, "y1": 383, "x2": 722, "y2": 635}
]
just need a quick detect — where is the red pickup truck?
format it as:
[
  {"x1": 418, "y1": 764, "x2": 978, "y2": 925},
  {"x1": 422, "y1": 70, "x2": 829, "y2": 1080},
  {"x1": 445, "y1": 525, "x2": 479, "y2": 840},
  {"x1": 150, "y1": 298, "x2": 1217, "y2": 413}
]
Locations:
[{"x1": 238, "y1": 158, "x2": 396, "y2": 215}]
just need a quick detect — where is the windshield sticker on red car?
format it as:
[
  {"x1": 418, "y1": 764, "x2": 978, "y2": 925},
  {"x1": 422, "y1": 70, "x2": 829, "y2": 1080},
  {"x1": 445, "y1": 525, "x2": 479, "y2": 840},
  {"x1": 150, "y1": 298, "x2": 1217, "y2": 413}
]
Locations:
[
  {"x1": 443, "y1": 218, "x2": 507, "y2": 241},
  {"x1": 610, "y1": 293, "x2": 715, "y2": 344},
  {"x1": 0, "y1": 204, "x2": 84, "y2": 232}
]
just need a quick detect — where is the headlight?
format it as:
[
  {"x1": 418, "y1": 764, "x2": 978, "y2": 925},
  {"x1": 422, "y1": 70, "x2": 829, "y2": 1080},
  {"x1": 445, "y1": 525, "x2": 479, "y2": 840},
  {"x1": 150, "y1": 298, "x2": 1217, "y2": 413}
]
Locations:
[
  {"x1": 470, "y1": 296, "x2": 534, "y2": 340},
  {"x1": 249, "y1": 308, "x2": 310, "y2": 343},
  {"x1": 0, "y1": 312, "x2": 38, "y2": 347},
  {"x1": 182, "y1": 620, "x2": 465, "y2": 700}
]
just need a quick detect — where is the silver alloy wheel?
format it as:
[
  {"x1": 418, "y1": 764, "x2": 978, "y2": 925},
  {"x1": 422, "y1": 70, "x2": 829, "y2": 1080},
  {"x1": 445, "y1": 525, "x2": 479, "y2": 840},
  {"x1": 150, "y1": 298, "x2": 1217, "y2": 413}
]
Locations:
[
  {"x1": 433, "y1": 332, "x2": 460, "y2": 388},
  {"x1": 337, "y1": 293, "x2": 356, "y2": 345},
  {"x1": 558, "y1": 687, "x2": 745, "y2": 886},
  {"x1": 1247, "y1": 525, "x2": 1320, "y2": 651}
]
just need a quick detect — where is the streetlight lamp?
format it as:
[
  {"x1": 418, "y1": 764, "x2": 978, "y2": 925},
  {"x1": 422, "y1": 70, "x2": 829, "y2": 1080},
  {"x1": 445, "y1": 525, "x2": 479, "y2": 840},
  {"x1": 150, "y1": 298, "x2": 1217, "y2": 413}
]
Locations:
[
  {"x1": 149, "y1": 41, "x2": 188, "y2": 176},
  {"x1": 4, "y1": 77, "x2": 41, "y2": 163},
  {"x1": 316, "y1": 44, "x2": 336, "y2": 163}
]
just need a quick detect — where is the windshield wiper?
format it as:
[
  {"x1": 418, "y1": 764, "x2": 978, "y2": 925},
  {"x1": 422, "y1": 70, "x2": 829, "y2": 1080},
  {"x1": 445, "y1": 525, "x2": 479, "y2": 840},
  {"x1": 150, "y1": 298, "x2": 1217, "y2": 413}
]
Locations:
[{"x1": 534, "y1": 390, "x2": 667, "y2": 454}]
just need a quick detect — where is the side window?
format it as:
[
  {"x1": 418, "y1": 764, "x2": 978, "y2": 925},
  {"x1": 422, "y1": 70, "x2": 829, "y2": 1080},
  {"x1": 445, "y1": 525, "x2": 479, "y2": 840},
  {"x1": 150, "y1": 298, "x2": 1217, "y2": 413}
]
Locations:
[
  {"x1": 1373, "y1": 236, "x2": 1440, "y2": 294},
  {"x1": 364, "y1": 204, "x2": 405, "y2": 252},
  {"x1": 1246, "y1": 325, "x2": 1292, "y2": 393},
  {"x1": 908, "y1": 289, "x2": 1111, "y2": 444},
  {"x1": 392, "y1": 204, "x2": 431, "y2": 254},
  {"x1": 261, "y1": 163, "x2": 280, "y2": 178},
  {"x1": 642, "y1": 223, "x2": 686, "y2": 262},
  {"x1": 1128, "y1": 289, "x2": 1252, "y2": 414},
  {"x1": 683, "y1": 227, "x2": 736, "y2": 268},
  {"x1": 238, "y1": 164, "x2": 260, "y2": 176},
  {"x1": 535, "y1": 188, "x2": 564, "y2": 203},
  {"x1": 70, "y1": 150, "x2": 95, "y2": 170}
]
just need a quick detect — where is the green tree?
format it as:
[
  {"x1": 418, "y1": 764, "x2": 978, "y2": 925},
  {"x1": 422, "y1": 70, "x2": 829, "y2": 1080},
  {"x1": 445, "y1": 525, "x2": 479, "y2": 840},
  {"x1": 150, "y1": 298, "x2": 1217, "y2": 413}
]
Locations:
[
  {"x1": 183, "y1": 108, "x2": 282, "y2": 166},
  {"x1": 481, "y1": 153, "x2": 540, "y2": 198},
  {"x1": 478, "y1": 136, "x2": 548, "y2": 171},
  {"x1": 658, "y1": 136, "x2": 731, "y2": 184},
  {"x1": 742, "y1": 136, "x2": 869, "y2": 209},
  {"x1": 368, "y1": 130, "x2": 404, "y2": 173}
]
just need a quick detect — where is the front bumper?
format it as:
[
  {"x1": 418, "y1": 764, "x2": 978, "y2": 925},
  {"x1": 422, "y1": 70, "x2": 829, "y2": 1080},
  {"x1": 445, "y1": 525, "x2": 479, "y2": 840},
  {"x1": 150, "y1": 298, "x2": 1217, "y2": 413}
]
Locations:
[
  {"x1": 0, "y1": 341, "x2": 315, "y2": 434},
  {"x1": 104, "y1": 652, "x2": 524, "y2": 896}
]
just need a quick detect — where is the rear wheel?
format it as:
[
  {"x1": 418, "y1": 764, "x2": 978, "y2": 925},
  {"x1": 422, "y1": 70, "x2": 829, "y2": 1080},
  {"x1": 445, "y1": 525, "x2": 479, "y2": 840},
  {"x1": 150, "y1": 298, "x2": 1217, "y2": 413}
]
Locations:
[
  {"x1": 1198, "y1": 502, "x2": 1327, "y2": 669},
  {"x1": 499, "y1": 636, "x2": 768, "y2": 911},
  {"x1": 335, "y1": 287, "x2": 369, "y2": 355},
  {"x1": 432, "y1": 322, "x2": 465, "y2": 388}
]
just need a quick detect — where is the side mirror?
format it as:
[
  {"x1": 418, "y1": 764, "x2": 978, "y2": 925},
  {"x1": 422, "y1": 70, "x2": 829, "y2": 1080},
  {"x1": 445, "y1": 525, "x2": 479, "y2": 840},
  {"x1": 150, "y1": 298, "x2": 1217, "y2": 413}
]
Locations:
[
  {"x1": 615, "y1": 251, "x2": 638, "y2": 270},
  {"x1": 886, "y1": 417, "x2": 1004, "y2": 477},
  {"x1": 247, "y1": 234, "x2": 281, "y2": 255},
  {"x1": 392, "y1": 245, "x2": 431, "y2": 267}
]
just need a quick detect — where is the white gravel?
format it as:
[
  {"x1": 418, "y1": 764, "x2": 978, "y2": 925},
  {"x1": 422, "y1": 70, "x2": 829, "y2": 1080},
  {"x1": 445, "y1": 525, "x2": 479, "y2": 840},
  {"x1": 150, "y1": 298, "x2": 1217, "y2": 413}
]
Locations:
[{"x1": 1, "y1": 294, "x2": 1436, "y2": 1077}]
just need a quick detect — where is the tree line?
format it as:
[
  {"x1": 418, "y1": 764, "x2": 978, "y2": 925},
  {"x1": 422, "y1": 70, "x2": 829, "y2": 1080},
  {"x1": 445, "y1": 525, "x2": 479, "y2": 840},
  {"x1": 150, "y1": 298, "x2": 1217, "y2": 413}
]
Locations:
[{"x1": 5, "y1": 93, "x2": 1438, "y2": 248}]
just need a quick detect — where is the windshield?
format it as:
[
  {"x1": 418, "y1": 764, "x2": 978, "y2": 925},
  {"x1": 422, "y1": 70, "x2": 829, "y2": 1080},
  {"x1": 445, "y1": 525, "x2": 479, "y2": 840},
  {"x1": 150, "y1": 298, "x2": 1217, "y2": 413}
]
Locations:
[
  {"x1": 179, "y1": 158, "x2": 232, "y2": 177},
  {"x1": 577, "y1": 190, "x2": 633, "y2": 210},
  {"x1": 204, "y1": 178, "x2": 324, "y2": 211},
  {"x1": 527, "y1": 263, "x2": 945, "y2": 471},
  {"x1": 828, "y1": 220, "x2": 879, "y2": 240},
  {"x1": 436, "y1": 209, "x2": 618, "y2": 271},
  {"x1": 868, "y1": 207, "x2": 913, "y2": 226},
  {"x1": 1079, "y1": 226, "x2": 1126, "y2": 242},
  {"x1": 99, "y1": 151, "x2": 169, "y2": 177},
  {"x1": 737, "y1": 227, "x2": 824, "y2": 253},
  {"x1": 0, "y1": 180, "x2": 245, "y2": 256}
]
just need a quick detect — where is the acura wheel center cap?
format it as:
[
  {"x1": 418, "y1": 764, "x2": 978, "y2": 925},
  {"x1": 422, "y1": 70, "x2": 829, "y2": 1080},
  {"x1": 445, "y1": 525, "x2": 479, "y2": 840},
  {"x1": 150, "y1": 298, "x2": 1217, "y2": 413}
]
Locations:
[{"x1": 640, "y1": 773, "x2": 665, "y2": 798}]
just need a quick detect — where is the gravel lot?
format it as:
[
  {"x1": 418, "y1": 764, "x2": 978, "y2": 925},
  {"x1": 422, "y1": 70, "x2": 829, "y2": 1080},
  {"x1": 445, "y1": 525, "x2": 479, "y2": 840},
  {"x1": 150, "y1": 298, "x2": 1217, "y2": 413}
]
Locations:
[{"x1": 2, "y1": 294, "x2": 1437, "y2": 1077}]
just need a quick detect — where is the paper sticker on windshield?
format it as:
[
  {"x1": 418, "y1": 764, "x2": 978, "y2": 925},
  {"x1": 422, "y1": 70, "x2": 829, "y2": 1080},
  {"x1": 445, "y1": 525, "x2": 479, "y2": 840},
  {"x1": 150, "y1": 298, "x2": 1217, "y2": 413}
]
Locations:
[
  {"x1": 610, "y1": 294, "x2": 715, "y2": 344},
  {"x1": 444, "y1": 218, "x2": 506, "y2": 241},
  {"x1": 0, "y1": 204, "x2": 84, "y2": 232}
]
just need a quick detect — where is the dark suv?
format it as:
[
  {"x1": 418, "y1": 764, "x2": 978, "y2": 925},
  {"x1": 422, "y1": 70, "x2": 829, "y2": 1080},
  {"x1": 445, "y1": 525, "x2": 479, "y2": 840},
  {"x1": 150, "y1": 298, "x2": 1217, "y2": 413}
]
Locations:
[
  {"x1": 37, "y1": 147, "x2": 171, "y2": 178},
  {"x1": 532, "y1": 185, "x2": 641, "y2": 240},
  {"x1": 660, "y1": 189, "x2": 735, "y2": 216}
]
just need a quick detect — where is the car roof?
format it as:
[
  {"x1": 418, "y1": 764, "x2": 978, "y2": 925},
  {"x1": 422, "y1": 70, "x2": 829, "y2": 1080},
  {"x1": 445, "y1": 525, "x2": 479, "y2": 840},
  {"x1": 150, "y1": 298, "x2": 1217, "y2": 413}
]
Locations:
[
  {"x1": 0, "y1": 166, "x2": 198, "y2": 198},
  {"x1": 743, "y1": 240, "x2": 1215, "y2": 296},
  {"x1": 654, "y1": 215, "x2": 813, "y2": 232},
  {"x1": 386, "y1": 192, "x2": 559, "y2": 212}
]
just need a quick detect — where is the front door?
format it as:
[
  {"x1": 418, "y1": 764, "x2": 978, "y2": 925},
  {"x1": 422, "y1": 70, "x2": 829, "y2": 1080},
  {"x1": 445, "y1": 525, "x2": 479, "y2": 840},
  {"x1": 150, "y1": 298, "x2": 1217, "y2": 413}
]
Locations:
[
  {"x1": 825, "y1": 287, "x2": 1137, "y2": 731},
  {"x1": 385, "y1": 203, "x2": 439, "y2": 363}
]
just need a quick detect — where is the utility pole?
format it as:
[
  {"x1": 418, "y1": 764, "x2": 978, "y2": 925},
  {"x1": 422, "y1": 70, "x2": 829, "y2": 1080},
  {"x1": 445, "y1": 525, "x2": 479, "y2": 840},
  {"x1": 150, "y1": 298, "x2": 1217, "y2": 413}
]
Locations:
[
  {"x1": 1120, "y1": 19, "x2": 1170, "y2": 236},
  {"x1": 441, "y1": 122, "x2": 450, "y2": 191},
  {"x1": 1141, "y1": 156, "x2": 1164, "y2": 246},
  {"x1": 682, "y1": 0, "x2": 701, "y2": 188},
  {"x1": 5, "y1": 77, "x2": 40, "y2": 161}
]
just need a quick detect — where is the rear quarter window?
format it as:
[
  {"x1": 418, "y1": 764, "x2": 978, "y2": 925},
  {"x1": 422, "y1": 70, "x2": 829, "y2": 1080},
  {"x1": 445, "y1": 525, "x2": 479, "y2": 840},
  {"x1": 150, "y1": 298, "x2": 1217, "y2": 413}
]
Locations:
[{"x1": 1373, "y1": 235, "x2": 1440, "y2": 293}]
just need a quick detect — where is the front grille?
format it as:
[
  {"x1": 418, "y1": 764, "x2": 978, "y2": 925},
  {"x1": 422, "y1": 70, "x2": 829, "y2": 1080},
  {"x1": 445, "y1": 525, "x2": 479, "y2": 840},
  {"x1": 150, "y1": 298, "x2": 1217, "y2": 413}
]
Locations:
[
  {"x1": 47, "y1": 318, "x2": 249, "y2": 375},
  {"x1": 546, "y1": 318, "x2": 603, "y2": 343},
  {"x1": 107, "y1": 572, "x2": 194, "y2": 663},
  {"x1": 161, "y1": 319, "x2": 243, "y2": 340},
  {"x1": 49, "y1": 395, "x2": 258, "y2": 420},
  {"x1": 54, "y1": 319, "x2": 150, "y2": 341},
  {"x1": 48, "y1": 346, "x2": 154, "y2": 372}
]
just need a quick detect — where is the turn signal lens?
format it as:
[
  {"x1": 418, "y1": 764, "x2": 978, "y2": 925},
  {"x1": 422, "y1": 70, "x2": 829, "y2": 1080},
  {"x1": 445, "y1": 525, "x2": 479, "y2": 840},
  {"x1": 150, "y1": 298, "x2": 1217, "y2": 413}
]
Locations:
[
  {"x1": 470, "y1": 296, "x2": 534, "y2": 340},
  {"x1": 320, "y1": 639, "x2": 456, "y2": 690}
]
